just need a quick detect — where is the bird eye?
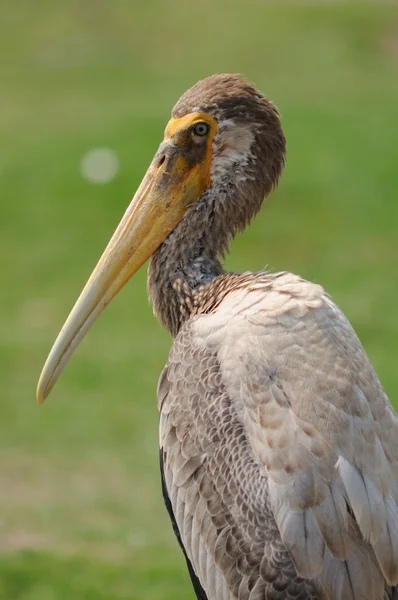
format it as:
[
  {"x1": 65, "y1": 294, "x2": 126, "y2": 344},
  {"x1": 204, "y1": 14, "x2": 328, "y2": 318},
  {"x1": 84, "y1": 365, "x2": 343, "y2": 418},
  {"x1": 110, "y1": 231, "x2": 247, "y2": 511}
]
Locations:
[{"x1": 192, "y1": 122, "x2": 209, "y2": 137}]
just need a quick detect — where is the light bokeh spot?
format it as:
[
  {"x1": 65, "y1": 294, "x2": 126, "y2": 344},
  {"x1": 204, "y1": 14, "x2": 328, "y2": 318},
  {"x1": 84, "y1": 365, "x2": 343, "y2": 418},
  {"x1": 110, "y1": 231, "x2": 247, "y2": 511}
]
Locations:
[{"x1": 80, "y1": 148, "x2": 119, "y2": 184}]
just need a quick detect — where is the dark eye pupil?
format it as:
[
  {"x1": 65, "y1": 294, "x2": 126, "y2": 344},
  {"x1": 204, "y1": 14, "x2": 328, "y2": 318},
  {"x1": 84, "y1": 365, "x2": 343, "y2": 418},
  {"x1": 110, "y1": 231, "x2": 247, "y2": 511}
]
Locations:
[{"x1": 193, "y1": 122, "x2": 209, "y2": 136}]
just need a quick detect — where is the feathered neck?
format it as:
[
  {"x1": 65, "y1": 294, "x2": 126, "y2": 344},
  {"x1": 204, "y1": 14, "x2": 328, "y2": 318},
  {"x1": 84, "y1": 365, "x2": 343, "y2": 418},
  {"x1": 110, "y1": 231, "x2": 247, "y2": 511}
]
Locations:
[{"x1": 147, "y1": 188, "x2": 228, "y2": 337}]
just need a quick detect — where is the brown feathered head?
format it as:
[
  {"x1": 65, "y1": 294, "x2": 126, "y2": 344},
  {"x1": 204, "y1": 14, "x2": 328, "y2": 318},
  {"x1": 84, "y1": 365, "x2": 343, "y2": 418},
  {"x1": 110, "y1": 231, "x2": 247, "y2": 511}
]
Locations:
[{"x1": 173, "y1": 73, "x2": 285, "y2": 201}]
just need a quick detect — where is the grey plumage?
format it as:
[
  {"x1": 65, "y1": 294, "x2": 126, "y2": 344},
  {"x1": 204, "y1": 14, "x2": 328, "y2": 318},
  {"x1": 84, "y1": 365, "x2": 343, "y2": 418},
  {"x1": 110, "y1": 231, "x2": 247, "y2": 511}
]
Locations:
[{"x1": 159, "y1": 273, "x2": 398, "y2": 599}]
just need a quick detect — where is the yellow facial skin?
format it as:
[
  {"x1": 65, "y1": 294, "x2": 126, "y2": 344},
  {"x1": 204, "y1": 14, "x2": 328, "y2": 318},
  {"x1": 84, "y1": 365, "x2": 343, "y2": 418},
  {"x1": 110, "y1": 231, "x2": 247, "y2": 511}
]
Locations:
[{"x1": 36, "y1": 112, "x2": 218, "y2": 404}]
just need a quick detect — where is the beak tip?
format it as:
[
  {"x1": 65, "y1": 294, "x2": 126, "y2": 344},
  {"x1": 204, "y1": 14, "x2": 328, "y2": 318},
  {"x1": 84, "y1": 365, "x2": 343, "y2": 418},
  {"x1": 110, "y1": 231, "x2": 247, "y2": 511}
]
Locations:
[{"x1": 36, "y1": 374, "x2": 50, "y2": 405}]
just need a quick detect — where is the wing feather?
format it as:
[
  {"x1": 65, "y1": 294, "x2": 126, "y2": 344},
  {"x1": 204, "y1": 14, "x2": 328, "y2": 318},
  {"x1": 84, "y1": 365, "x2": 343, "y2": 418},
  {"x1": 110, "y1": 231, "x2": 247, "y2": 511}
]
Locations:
[{"x1": 273, "y1": 503, "x2": 325, "y2": 578}]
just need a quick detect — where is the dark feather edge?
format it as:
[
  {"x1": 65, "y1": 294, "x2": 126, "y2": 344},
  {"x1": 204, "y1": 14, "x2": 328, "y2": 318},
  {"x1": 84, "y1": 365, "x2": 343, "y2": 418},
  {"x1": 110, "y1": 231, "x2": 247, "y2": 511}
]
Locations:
[{"x1": 160, "y1": 449, "x2": 209, "y2": 600}]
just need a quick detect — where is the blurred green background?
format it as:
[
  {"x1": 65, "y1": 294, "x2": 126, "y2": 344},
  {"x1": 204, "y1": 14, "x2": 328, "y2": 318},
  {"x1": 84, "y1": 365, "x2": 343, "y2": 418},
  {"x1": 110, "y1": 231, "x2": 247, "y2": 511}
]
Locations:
[{"x1": 1, "y1": 1, "x2": 398, "y2": 598}]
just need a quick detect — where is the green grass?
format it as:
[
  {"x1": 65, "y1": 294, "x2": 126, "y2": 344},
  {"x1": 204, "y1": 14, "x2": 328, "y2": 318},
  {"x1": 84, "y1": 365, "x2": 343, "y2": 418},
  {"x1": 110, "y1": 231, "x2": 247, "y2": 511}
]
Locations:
[{"x1": 1, "y1": 1, "x2": 398, "y2": 597}]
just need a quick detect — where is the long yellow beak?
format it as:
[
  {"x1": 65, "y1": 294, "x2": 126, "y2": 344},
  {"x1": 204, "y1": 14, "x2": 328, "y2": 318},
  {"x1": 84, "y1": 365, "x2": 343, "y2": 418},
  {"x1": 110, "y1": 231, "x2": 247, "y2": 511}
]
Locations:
[{"x1": 37, "y1": 130, "x2": 211, "y2": 404}]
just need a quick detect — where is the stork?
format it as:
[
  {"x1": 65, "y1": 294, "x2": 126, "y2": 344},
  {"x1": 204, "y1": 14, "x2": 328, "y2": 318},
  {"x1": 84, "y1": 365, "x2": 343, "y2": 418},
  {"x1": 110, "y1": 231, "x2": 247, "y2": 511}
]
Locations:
[{"x1": 37, "y1": 74, "x2": 398, "y2": 600}]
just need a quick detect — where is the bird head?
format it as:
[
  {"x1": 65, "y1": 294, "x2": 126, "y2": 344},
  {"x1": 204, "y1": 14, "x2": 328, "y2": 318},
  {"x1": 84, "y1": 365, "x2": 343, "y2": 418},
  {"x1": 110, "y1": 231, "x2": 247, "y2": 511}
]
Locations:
[{"x1": 37, "y1": 74, "x2": 286, "y2": 403}]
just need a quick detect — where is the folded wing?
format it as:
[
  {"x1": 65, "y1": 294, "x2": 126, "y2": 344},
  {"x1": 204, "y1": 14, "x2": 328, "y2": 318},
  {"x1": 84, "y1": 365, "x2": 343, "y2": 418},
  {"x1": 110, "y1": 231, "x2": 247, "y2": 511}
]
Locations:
[{"x1": 197, "y1": 273, "x2": 398, "y2": 599}]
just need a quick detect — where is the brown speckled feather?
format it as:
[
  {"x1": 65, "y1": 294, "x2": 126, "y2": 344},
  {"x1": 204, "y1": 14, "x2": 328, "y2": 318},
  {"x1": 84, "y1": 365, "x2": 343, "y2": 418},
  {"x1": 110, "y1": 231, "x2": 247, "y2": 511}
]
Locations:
[{"x1": 158, "y1": 272, "x2": 398, "y2": 600}]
